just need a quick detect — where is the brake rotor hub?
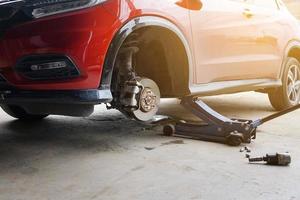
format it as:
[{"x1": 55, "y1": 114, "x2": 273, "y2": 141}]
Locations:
[{"x1": 140, "y1": 88, "x2": 157, "y2": 113}]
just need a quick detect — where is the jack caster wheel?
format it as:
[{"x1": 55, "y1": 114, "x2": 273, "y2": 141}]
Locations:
[
  {"x1": 226, "y1": 135, "x2": 243, "y2": 146},
  {"x1": 163, "y1": 124, "x2": 176, "y2": 136}
]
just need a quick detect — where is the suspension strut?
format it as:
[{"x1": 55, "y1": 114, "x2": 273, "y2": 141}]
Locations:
[
  {"x1": 117, "y1": 46, "x2": 142, "y2": 110},
  {"x1": 110, "y1": 36, "x2": 161, "y2": 121}
]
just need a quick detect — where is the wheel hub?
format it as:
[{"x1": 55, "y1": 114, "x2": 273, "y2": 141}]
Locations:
[{"x1": 140, "y1": 88, "x2": 157, "y2": 113}]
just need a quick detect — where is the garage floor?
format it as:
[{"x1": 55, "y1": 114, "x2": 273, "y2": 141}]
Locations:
[{"x1": 0, "y1": 92, "x2": 299, "y2": 200}]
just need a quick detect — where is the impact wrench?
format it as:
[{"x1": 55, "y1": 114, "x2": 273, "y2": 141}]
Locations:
[{"x1": 248, "y1": 153, "x2": 291, "y2": 166}]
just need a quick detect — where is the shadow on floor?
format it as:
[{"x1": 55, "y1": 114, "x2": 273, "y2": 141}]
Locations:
[
  {"x1": 0, "y1": 92, "x2": 275, "y2": 174},
  {"x1": 0, "y1": 112, "x2": 151, "y2": 173}
]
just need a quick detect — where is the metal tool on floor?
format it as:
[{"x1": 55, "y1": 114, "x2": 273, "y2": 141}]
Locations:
[
  {"x1": 162, "y1": 96, "x2": 300, "y2": 146},
  {"x1": 248, "y1": 153, "x2": 291, "y2": 166}
]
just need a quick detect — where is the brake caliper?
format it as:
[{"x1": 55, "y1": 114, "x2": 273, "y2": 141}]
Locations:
[{"x1": 120, "y1": 79, "x2": 143, "y2": 111}]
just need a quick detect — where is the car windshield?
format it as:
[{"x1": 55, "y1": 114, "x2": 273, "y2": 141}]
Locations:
[{"x1": 284, "y1": 0, "x2": 300, "y2": 19}]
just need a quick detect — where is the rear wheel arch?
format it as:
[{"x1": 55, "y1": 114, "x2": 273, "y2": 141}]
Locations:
[
  {"x1": 287, "y1": 46, "x2": 300, "y2": 63},
  {"x1": 268, "y1": 57, "x2": 300, "y2": 110},
  {"x1": 282, "y1": 40, "x2": 300, "y2": 78},
  {"x1": 100, "y1": 16, "x2": 193, "y2": 97}
]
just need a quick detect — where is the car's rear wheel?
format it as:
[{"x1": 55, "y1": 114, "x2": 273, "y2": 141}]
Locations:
[
  {"x1": 1, "y1": 105, "x2": 48, "y2": 120},
  {"x1": 268, "y1": 57, "x2": 300, "y2": 110}
]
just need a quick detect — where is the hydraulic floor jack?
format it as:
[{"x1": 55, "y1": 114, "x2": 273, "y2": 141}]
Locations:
[{"x1": 161, "y1": 96, "x2": 300, "y2": 146}]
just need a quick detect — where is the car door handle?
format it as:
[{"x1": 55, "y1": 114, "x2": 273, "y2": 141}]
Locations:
[{"x1": 243, "y1": 9, "x2": 253, "y2": 18}]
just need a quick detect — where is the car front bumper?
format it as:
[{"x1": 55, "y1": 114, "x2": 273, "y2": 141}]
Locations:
[{"x1": 0, "y1": 4, "x2": 118, "y2": 91}]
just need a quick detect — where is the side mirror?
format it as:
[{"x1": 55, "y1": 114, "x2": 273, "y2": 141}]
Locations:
[{"x1": 176, "y1": 0, "x2": 203, "y2": 11}]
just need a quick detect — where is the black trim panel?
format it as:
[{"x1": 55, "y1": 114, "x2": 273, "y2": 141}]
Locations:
[
  {"x1": 0, "y1": 1, "x2": 31, "y2": 37},
  {"x1": 0, "y1": 89, "x2": 113, "y2": 105},
  {"x1": 0, "y1": 74, "x2": 14, "y2": 90},
  {"x1": 0, "y1": 74, "x2": 6, "y2": 82},
  {"x1": 0, "y1": 0, "x2": 24, "y2": 21}
]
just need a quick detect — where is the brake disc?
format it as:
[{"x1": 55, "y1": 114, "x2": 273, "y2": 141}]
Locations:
[{"x1": 131, "y1": 78, "x2": 161, "y2": 122}]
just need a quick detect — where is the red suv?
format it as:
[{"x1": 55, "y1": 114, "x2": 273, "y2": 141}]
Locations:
[{"x1": 0, "y1": 0, "x2": 300, "y2": 121}]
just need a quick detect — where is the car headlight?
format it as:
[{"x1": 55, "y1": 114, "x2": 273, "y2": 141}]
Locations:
[{"x1": 26, "y1": 0, "x2": 106, "y2": 19}]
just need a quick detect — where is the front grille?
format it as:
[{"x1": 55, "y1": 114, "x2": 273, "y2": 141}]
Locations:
[
  {"x1": 0, "y1": 0, "x2": 24, "y2": 21},
  {"x1": 0, "y1": 1, "x2": 32, "y2": 38}
]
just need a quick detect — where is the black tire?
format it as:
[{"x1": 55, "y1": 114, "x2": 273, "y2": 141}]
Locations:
[
  {"x1": 268, "y1": 57, "x2": 300, "y2": 110},
  {"x1": 1, "y1": 105, "x2": 48, "y2": 120}
]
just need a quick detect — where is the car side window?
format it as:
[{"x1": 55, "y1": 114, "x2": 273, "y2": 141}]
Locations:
[{"x1": 254, "y1": 0, "x2": 279, "y2": 10}]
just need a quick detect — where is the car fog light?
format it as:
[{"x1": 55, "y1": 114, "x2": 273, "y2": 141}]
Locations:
[
  {"x1": 30, "y1": 61, "x2": 67, "y2": 71},
  {"x1": 16, "y1": 55, "x2": 80, "y2": 80}
]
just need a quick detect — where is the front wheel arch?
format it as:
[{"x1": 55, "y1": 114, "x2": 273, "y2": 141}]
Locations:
[{"x1": 100, "y1": 16, "x2": 193, "y2": 97}]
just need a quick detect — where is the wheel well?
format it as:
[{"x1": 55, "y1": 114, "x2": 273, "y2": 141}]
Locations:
[{"x1": 113, "y1": 26, "x2": 190, "y2": 97}]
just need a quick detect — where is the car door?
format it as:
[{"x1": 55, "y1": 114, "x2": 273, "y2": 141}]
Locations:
[
  {"x1": 248, "y1": 0, "x2": 286, "y2": 79},
  {"x1": 190, "y1": 0, "x2": 262, "y2": 84}
]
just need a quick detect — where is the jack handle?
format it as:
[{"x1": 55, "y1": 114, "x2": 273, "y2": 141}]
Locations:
[{"x1": 251, "y1": 104, "x2": 300, "y2": 128}]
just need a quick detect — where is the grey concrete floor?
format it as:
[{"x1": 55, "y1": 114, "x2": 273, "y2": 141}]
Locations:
[{"x1": 0, "y1": 92, "x2": 299, "y2": 200}]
